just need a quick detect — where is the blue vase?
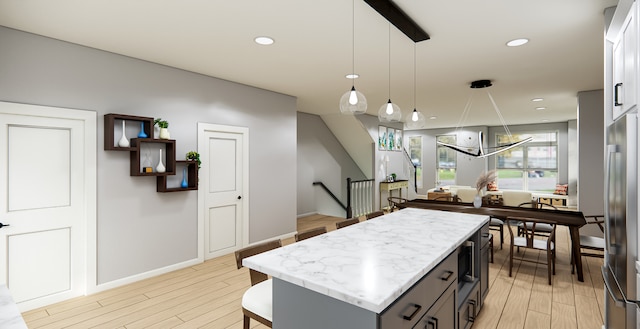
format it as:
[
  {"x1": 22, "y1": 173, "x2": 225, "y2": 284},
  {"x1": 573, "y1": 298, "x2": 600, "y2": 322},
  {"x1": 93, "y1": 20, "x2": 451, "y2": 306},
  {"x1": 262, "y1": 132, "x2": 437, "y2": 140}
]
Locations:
[
  {"x1": 137, "y1": 122, "x2": 148, "y2": 138},
  {"x1": 180, "y1": 168, "x2": 188, "y2": 188}
]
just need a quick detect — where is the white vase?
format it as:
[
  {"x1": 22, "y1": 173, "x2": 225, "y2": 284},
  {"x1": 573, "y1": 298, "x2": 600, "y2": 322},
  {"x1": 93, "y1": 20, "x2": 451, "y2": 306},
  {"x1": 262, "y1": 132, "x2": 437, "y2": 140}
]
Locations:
[
  {"x1": 473, "y1": 194, "x2": 482, "y2": 208},
  {"x1": 118, "y1": 120, "x2": 130, "y2": 147},
  {"x1": 156, "y1": 149, "x2": 166, "y2": 173},
  {"x1": 159, "y1": 128, "x2": 170, "y2": 139}
]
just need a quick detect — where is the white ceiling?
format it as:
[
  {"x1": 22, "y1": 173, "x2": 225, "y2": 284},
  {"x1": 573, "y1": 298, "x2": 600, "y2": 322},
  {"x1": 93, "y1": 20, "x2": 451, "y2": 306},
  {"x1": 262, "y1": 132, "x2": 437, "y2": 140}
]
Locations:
[{"x1": 0, "y1": 0, "x2": 617, "y2": 129}]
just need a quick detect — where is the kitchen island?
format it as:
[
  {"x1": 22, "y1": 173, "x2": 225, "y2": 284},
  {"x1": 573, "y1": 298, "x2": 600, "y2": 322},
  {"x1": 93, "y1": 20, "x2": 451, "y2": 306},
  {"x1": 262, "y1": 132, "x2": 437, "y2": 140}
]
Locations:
[{"x1": 244, "y1": 208, "x2": 490, "y2": 329}]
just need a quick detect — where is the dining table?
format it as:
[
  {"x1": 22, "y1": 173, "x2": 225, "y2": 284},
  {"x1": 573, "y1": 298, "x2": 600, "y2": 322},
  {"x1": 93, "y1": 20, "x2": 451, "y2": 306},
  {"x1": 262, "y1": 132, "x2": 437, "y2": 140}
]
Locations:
[{"x1": 397, "y1": 199, "x2": 589, "y2": 282}]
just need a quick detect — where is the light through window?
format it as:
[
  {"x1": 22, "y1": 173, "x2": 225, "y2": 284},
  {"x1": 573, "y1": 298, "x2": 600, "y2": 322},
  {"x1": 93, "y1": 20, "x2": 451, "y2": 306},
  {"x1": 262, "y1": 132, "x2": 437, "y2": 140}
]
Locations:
[
  {"x1": 495, "y1": 132, "x2": 558, "y2": 192},
  {"x1": 436, "y1": 135, "x2": 456, "y2": 186},
  {"x1": 409, "y1": 136, "x2": 423, "y2": 188}
]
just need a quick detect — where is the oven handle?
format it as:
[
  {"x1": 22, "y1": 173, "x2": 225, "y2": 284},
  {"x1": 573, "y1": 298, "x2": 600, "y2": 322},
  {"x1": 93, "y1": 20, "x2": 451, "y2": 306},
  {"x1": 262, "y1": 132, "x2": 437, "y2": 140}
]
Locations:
[{"x1": 464, "y1": 240, "x2": 475, "y2": 280}]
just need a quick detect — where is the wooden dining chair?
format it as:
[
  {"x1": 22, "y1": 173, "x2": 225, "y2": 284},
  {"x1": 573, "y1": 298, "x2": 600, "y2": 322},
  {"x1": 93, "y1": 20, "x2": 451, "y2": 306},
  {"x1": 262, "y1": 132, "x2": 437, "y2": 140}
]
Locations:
[
  {"x1": 456, "y1": 188, "x2": 504, "y2": 249},
  {"x1": 516, "y1": 202, "x2": 557, "y2": 239},
  {"x1": 487, "y1": 191, "x2": 532, "y2": 250},
  {"x1": 365, "y1": 210, "x2": 385, "y2": 220},
  {"x1": 571, "y1": 215, "x2": 605, "y2": 274},
  {"x1": 234, "y1": 239, "x2": 282, "y2": 329},
  {"x1": 506, "y1": 216, "x2": 557, "y2": 285},
  {"x1": 295, "y1": 227, "x2": 327, "y2": 242},
  {"x1": 387, "y1": 197, "x2": 408, "y2": 211},
  {"x1": 335, "y1": 218, "x2": 360, "y2": 229}
]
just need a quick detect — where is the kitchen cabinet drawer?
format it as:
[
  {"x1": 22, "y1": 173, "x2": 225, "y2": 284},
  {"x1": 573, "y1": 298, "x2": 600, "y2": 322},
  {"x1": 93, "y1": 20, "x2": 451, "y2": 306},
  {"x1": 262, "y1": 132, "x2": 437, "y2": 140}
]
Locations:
[
  {"x1": 413, "y1": 283, "x2": 457, "y2": 329},
  {"x1": 458, "y1": 282, "x2": 480, "y2": 329},
  {"x1": 380, "y1": 250, "x2": 458, "y2": 329}
]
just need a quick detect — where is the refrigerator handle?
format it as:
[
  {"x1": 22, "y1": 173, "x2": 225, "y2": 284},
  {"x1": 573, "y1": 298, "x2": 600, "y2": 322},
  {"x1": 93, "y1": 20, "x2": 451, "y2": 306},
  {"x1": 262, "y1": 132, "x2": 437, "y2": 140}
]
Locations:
[
  {"x1": 605, "y1": 144, "x2": 618, "y2": 257},
  {"x1": 602, "y1": 266, "x2": 640, "y2": 308}
]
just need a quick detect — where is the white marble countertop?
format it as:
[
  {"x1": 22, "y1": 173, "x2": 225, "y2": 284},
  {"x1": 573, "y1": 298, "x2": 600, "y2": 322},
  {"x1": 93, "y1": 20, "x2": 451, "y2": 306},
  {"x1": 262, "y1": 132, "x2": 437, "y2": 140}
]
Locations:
[
  {"x1": 244, "y1": 208, "x2": 489, "y2": 313},
  {"x1": 0, "y1": 285, "x2": 28, "y2": 329}
]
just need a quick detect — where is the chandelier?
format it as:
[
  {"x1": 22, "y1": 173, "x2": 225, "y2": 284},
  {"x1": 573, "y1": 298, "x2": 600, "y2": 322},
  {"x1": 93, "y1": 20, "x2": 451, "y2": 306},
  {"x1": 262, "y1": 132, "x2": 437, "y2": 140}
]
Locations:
[{"x1": 436, "y1": 80, "x2": 532, "y2": 158}]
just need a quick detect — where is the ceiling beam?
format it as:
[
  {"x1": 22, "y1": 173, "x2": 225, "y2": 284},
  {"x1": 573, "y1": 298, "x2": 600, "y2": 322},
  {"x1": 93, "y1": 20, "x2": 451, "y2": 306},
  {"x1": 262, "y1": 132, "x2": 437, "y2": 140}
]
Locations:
[{"x1": 363, "y1": 0, "x2": 430, "y2": 42}]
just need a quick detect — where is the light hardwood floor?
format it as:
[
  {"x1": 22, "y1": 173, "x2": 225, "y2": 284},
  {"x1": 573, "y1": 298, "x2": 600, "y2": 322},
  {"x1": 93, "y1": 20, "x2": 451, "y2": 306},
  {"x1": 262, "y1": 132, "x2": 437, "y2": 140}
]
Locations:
[{"x1": 22, "y1": 214, "x2": 604, "y2": 329}]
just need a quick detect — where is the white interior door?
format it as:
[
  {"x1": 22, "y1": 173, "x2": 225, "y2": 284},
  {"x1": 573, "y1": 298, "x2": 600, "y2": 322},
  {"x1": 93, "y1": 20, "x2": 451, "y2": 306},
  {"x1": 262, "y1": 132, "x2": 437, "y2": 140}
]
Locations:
[
  {"x1": 0, "y1": 102, "x2": 96, "y2": 311},
  {"x1": 198, "y1": 123, "x2": 249, "y2": 260}
]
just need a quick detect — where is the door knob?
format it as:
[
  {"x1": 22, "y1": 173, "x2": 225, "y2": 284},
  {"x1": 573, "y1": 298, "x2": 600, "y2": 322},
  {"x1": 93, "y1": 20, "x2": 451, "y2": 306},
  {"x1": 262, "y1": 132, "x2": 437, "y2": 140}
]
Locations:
[
  {"x1": 237, "y1": 196, "x2": 242, "y2": 200},
  {"x1": 0, "y1": 223, "x2": 10, "y2": 229}
]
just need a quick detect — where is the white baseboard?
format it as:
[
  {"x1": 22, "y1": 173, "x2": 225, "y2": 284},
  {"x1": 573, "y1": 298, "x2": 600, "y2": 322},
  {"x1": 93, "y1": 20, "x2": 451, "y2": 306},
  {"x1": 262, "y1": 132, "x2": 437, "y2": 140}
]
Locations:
[
  {"x1": 247, "y1": 231, "x2": 297, "y2": 247},
  {"x1": 90, "y1": 230, "x2": 298, "y2": 295},
  {"x1": 297, "y1": 211, "x2": 318, "y2": 218},
  {"x1": 90, "y1": 258, "x2": 202, "y2": 294}
]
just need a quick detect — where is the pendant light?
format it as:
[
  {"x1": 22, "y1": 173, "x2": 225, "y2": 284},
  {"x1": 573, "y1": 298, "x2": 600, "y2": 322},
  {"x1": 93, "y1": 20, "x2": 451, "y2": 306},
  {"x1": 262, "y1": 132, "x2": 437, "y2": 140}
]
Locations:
[
  {"x1": 405, "y1": 42, "x2": 426, "y2": 129},
  {"x1": 340, "y1": 0, "x2": 367, "y2": 115},
  {"x1": 436, "y1": 80, "x2": 532, "y2": 158},
  {"x1": 378, "y1": 23, "x2": 401, "y2": 122}
]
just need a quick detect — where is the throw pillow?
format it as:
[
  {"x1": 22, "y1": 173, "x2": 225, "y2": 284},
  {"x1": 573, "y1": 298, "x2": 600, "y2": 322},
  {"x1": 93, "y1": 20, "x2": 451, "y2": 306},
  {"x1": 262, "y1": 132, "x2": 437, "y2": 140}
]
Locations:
[
  {"x1": 487, "y1": 181, "x2": 499, "y2": 191},
  {"x1": 554, "y1": 184, "x2": 568, "y2": 195}
]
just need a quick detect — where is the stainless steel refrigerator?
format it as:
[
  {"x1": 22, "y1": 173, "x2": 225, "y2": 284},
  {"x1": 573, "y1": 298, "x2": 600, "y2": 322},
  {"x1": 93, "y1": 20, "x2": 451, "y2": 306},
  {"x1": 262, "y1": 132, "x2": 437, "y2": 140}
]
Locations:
[{"x1": 604, "y1": 112, "x2": 639, "y2": 329}]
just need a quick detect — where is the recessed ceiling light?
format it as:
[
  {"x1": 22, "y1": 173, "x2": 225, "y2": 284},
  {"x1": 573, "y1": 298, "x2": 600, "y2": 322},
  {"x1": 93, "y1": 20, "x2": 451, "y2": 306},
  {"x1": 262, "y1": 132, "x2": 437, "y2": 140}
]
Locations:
[
  {"x1": 535, "y1": 107, "x2": 546, "y2": 111},
  {"x1": 429, "y1": 116, "x2": 437, "y2": 120},
  {"x1": 506, "y1": 38, "x2": 529, "y2": 47},
  {"x1": 531, "y1": 98, "x2": 544, "y2": 102},
  {"x1": 346, "y1": 74, "x2": 359, "y2": 79},
  {"x1": 254, "y1": 36, "x2": 274, "y2": 45}
]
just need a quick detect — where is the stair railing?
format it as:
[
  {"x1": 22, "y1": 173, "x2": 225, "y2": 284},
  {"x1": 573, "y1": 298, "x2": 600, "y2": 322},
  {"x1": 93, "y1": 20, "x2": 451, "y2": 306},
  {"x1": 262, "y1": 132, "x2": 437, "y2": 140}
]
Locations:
[
  {"x1": 346, "y1": 178, "x2": 375, "y2": 218},
  {"x1": 312, "y1": 181, "x2": 346, "y2": 211},
  {"x1": 402, "y1": 148, "x2": 418, "y2": 193}
]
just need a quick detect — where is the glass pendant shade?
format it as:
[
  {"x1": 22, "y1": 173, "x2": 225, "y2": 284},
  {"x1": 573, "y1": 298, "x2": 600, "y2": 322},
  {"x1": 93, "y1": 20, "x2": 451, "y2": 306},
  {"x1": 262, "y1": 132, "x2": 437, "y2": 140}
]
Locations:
[
  {"x1": 340, "y1": 86, "x2": 367, "y2": 114},
  {"x1": 378, "y1": 99, "x2": 401, "y2": 122},
  {"x1": 405, "y1": 108, "x2": 426, "y2": 129}
]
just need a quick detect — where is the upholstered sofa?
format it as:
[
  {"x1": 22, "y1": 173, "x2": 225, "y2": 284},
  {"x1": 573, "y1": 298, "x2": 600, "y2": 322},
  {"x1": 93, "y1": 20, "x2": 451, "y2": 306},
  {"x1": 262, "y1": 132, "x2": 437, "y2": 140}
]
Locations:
[{"x1": 422, "y1": 185, "x2": 568, "y2": 207}]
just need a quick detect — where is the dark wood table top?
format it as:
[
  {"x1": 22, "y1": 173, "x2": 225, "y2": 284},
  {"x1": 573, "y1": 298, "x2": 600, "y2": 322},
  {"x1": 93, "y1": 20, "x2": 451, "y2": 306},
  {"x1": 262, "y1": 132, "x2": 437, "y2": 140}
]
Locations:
[{"x1": 399, "y1": 199, "x2": 586, "y2": 227}]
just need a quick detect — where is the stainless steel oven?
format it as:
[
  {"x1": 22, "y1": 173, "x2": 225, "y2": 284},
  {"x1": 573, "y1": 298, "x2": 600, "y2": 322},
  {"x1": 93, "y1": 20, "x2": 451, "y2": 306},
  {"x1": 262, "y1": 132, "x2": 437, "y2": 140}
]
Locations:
[{"x1": 458, "y1": 240, "x2": 475, "y2": 285}]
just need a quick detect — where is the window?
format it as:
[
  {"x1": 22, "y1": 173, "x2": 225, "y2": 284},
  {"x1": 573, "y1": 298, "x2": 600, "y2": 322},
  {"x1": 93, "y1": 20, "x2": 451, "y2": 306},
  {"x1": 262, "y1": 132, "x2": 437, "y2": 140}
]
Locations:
[
  {"x1": 409, "y1": 136, "x2": 423, "y2": 188},
  {"x1": 436, "y1": 135, "x2": 456, "y2": 186},
  {"x1": 495, "y1": 132, "x2": 558, "y2": 192}
]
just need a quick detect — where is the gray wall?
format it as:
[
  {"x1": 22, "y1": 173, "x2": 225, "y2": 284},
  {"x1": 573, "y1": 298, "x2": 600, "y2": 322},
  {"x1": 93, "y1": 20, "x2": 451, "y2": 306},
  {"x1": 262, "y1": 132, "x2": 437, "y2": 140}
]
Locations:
[
  {"x1": 357, "y1": 114, "x2": 411, "y2": 209},
  {"x1": 297, "y1": 112, "x2": 366, "y2": 217},
  {"x1": 0, "y1": 27, "x2": 297, "y2": 284},
  {"x1": 568, "y1": 119, "x2": 578, "y2": 207},
  {"x1": 578, "y1": 90, "x2": 605, "y2": 227}
]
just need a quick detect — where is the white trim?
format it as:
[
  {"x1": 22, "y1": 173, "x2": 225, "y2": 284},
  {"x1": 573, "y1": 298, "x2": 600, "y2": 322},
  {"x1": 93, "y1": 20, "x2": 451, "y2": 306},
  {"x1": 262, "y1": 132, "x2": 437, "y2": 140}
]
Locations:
[
  {"x1": 297, "y1": 212, "x2": 318, "y2": 218},
  {"x1": 197, "y1": 123, "x2": 250, "y2": 261},
  {"x1": 94, "y1": 258, "x2": 201, "y2": 293},
  {"x1": 247, "y1": 231, "x2": 296, "y2": 247},
  {"x1": 0, "y1": 101, "x2": 98, "y2": 298}
]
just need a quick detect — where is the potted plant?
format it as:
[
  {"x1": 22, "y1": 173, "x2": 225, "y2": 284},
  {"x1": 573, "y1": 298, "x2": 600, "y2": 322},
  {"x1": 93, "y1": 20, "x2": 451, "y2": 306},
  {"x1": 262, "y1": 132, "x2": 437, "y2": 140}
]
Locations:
[
  {"x1": 186, "y1": 151, "x2": 201, "y2": 170},
  {"x1": 154, "y1": 118, "x2": 170, "y2": 139}
]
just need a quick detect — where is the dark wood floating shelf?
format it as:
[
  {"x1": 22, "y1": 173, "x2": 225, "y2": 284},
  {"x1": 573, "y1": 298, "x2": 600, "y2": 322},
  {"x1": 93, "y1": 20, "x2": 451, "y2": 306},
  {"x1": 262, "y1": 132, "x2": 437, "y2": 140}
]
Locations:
[
  {"x1": 129, "y1": 138, "x2": 176, "y2": 176},
  {"x1": 157, "y1": 161, "x2": 199, "y2": 192},
  {"x1": 104, "y1": 113, "x2": 154, "y2": 151},
  {"x1": 104, "y1": 113, "x2": 198, "y2": 192}
]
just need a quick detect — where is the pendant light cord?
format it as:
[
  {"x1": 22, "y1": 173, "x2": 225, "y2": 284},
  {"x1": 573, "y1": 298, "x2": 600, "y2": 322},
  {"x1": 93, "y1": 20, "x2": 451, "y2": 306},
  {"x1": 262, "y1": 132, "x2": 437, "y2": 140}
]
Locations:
[
  {"x1": 413, "y1": 43, "x2": 416, "y2": 109},
  {"x1": 351, "y1": 0, "x2": 355, "y2": 86},
  {"x1": 388, "y1": 23, "x2": 391, "y2": 99},
  {"x1": 486, "y1": 90, "x2": 514, "y2": 141}
]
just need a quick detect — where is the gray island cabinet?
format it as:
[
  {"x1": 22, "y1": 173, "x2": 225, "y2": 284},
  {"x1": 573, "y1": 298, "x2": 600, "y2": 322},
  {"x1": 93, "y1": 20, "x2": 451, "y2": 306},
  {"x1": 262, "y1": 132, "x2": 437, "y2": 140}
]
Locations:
[{"x1": 244, "y1": 208, "x2": 490, "y2": 329}]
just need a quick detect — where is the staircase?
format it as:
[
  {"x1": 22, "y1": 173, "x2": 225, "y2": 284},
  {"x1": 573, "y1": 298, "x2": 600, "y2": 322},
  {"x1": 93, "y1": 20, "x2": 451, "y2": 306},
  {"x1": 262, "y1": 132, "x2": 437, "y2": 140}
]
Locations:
[{"x1": 321, "y1": 113, "x2": 418, "y2": 209}]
